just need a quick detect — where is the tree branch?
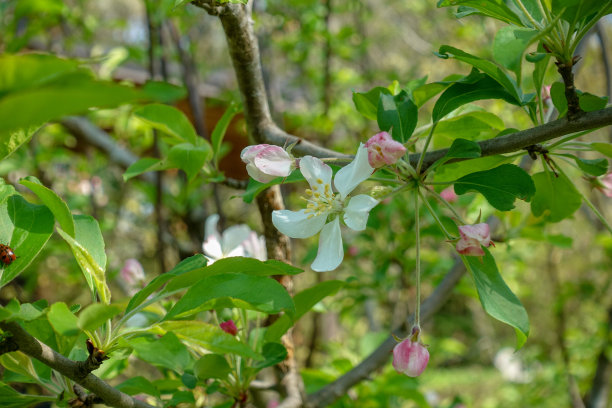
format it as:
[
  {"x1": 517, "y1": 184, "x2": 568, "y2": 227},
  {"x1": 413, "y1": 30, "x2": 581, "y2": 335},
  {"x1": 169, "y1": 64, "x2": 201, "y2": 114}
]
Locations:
[{"x1": 0, "y1": 321, "x2": 156, "y2": 408}]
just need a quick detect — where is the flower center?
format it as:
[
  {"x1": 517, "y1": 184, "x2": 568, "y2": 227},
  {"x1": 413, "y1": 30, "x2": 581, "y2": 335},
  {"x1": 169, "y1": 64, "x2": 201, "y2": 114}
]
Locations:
[{"x1": 303, "y1": 178, "x2": 343, "y2": 218}]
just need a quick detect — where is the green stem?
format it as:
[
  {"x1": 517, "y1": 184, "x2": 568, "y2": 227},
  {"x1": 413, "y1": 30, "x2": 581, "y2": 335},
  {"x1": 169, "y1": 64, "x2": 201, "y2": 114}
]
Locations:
[
  {"x1": 418, "y1": 189, "x2": 454, "y2": 239},
  {"x1": 425, "y1": 186, "x2": 467, "y2": 225},
  {"x1": 414, "y1": 188, "x2": 421, "y2": 329},
  {"x1": 416, "y1": 122, "x2": 437, "y2": 175},
  {"x1": 515, "y1": 0, "x2": 543, "y2": 29}
]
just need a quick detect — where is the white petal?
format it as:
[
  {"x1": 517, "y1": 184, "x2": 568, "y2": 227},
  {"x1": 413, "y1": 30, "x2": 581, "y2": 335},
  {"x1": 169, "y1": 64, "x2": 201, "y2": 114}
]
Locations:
[
  {"x1": 299, "y1": 156, "x2": 332, "y2": 189},
  {"x1": 204, "y1": 214, "x2": 221, "y2": 242},
  {"x1": 311, "y1": 218, "x2": 344, "y2": 272},
  {"x1": 222, "y1": 225, "x2": 252, "y2": 255},
  {"x1": 334, "y1": 144, "x2": 374, "y2": 199},
  {"x1": 203, "y1": 237, "x2": 223, "y2": 260},
  {"x1": 272, "y1": 209, "x2": 327, "y2": 238},
  {"x1": 343, "y1": 194, "x2": 379, "y2": 231},
  {"x1": 241, "y1": 144, "x2": 269, "y2": 163}
]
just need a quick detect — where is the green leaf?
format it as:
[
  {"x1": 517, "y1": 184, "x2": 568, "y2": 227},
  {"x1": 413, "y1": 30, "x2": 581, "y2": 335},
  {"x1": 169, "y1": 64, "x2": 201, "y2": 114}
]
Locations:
[
  {"x1": 572, "y1": 156, "x2": 608, "y2": 176},
  {"x1": 453, "y1": 164, "x2": 536, "y2": 211},
  {"x1": 377, "y1": 91, "x2": 418, "y2": 142},
  {"x1": 465, "y1": 249, "x2": 529, "y2": 349},
  {"x1": 57, "y1": 216, "x2": 110, "y2": 304},
  {"x1": 162, "y1": 257, "x2": 302, "y2": 296},
  {"x1": 432, "y1": 74, "x2": 521, "y2": 122},
  {"x1": 428, "y1": 138, "x2": 481, "y2": 174},
  {"x1": 167, "y1": 143, "x2": 212, "y2": 182},
  {"x1": 0, "y1": 382, "x2": 57, "y2": 407},
  {"x1": 0, "y1": 195, "x2": 54, "y2": 288},
  {"x1": 133, "y1": 104, "x2": 198, "y2": 145},
  {"x1": 77, "y1": 304, "x2": 122, "y2": 331},
  {"x1": 163, "y1": 273, "x2": 295, "y2": 320},
  {"x1": 159, "y1": 321, "x2": 262, "y2": 360},
  {"x1": 0, "y1": 126, "x2": 39, "y2": 161},
  {"x1": 352, "y1": 87, "x2": 391, "y2": 120},
  {"x1": 433, "y1": 109, "x2": 505, "y2": 148},
  {"x1": 550, "y1": 82, "x2": 567, "y2": 117},
  {"x1": 437, "y1": 0, "x2": 523, "y2": 25},
  {"x1": 254, "y1": 343, "x2": 287, "y2": 369},
  {"x1": 194, "y1": 354, "x2": 231, "y2": 380},
  {"x1": 123, "y1": 157, "x2": 170, "y2": 181},
  {"x1": 125, "y1": 254, "x2": 207, "y2": 314},
  {"x1": 412, "y1": 82, "x2": 452, "y2": 108},
  {"x1": 493, "y1": 26, "x2": 538, "y2": 77},
  {"x1": 130, "y1": 332, "x2": 192, "y2": 373},
  {"x1": 579, "y1": 93, "x2": 608, "y2": 112},
  {"x1": 435, "y1": 46, "x2": 523, "y2": 103},
  {"x1": 530, "y1": 171, "x2": 582, "y2": 222},
  {"x1": 591, "y1": 142, "x2": 612, "y2": 158},
  {"x1": 0, "y1": 352, "x2": 42, "y2": 386},
  {"x1": 265, "y1": 280, "x2": 344, "y2": 342},
  {"x1": 20, "y1": 176, "x2": 75, "y2": 237},
  {"x1": 47, "y1": 302, "x2": 79, "y2": 336},
  {"x1": 434, "y1": 155, "x2": 514, "y2": 183},
  {"x1": 116, "y1": 376, "x2": 160, "y2": 397},
  {"x1": 141, "y1": 81, "x2": 186, "y2": 103},
  {"x1": 211, "y1": 101, "x2": 240, "y2": 166}
]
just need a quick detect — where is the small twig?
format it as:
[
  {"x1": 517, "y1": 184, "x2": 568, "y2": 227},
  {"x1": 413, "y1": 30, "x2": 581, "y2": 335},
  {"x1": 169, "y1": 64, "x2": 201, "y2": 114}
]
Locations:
[{"x1": 556, "y1": 56, "x2": 583, "y2": 121}]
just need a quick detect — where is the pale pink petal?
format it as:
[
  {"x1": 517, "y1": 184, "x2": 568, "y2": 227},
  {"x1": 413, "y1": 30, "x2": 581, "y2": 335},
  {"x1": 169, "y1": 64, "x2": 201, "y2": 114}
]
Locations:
[
  {"x1": 254, "y1": 146, "x2": 294, "y2": 177},
  {"x1": 364, "y1": 131, "x2": 406, "y2": 168},
  {"x1": 601, "y1": 173, "x2": 612, "y2": 197},
  {"x1": 241, "y1": 144, "x2": 270, "y2": 163},
  {"x1": 456, "y1": 237, "x2": 485, "y2": 256},
  {"x1": 246, "y1": 163, "x2": 277, "y2": 183},
  {"x1": 458, "y1": 223, "x2": 491, "y2": 247},
  {"x1": 343, "y1": 194, "x2": 379, "y2": 231},
  {"x1": 440, "y1": 187, "x2": 458, "y2": 203},
  {"x1": 392, "y1": 339, "x2": 429, "y2": 377},
  {"x1": 272, "y1": 209, "x2": 327, "y2": 239}
]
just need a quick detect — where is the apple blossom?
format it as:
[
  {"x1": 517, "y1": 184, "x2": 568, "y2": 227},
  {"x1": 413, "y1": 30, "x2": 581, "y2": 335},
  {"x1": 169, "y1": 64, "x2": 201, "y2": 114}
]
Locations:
[
  {"x1": 203, "y1": 214, "x2": 267, "y2": 263},
  {"x1": 364, "y1": 131, "x2": 406, "y2": 168},
  {"x1": 456, "y1": 223, "x2": 492, "y2": 256},
  {"x1": 439, "y1": 186, "x2": 458, "y2": 203},
  {"x1": 241, "y1": 144, "x2": 297, "y2": 183},
  {"x1": 392, "y1": 337, "x2": 429, "y2": 377},
  {"x1": 271, "y1": 144, "x2": 378, "y2": 272},
  {"x1": 220, "y1": 320, "x2": 238, "y2": 336}
]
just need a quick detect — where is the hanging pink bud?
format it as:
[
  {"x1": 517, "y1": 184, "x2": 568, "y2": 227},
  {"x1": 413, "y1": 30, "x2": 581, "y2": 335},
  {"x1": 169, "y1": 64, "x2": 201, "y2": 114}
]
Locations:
[
  {"x1": 440, "y1": 187, "x2": 458, "y2": 203},
  {"x1": 364, "y1": 132, "x2": 406, "y2": 168},
  {"x1": 456, "y1": 223, "x2": 492, "y2": 256},
  {"x1": 220, "y1": 320, "x2": 238, "y2": 336},
  {"x1": 598, "y1": 173, "x2": 612, "y2": 197},
  {"x1": 392, "y1": 337, "x2": 429, "y2": 377},
  {"x1": 120, "y1": 259, "x2": 145, "y2": 287},
  {"x1": 241, "y1": 144, "x2": 296, "y2": 183}
]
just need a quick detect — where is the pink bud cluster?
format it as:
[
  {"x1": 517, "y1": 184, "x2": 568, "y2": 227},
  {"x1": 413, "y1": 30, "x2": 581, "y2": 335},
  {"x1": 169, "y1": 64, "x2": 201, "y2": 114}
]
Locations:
[
  {"x1": 456, "y1": 223, "x2": 492, "y2": 256},
  {"x1": 364, "y1": 132, "x2": 406, "y2": 168},
  {"x1": 240, "y1": 144, "x2": 297, "y2": 183}
]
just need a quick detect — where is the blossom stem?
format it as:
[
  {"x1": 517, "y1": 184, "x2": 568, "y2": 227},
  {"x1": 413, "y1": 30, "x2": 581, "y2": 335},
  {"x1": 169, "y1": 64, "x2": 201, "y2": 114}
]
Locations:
[
  {"x1": 425, "y1": 186, "x2": 467, "y2": 225},
  {"x1": 418, "y1": 189, "x2": 454, "y2": 239},
  {"x1": 414, "y1": 188, "x2": 421, "y2": 329},
  {"x1": 416, "y1": 122, "x2": 438, "y2": 175}
]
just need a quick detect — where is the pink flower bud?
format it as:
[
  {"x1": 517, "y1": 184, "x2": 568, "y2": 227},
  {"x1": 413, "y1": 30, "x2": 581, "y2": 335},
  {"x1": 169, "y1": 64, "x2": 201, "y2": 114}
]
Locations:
[
  {"x1": 120, "y1": 259, "x2": 145, "y2": 287},
  {"x1": 440, "y1": 187, "x2": 458, "y2": 203},
  {"x1": 364, "y1": 132, "x2": 406, "y2": 168},
  {"x1": 240, "y1": 144, "x2": 296, "y2": 183},
  {"x1": 599, "y1": 173, "x2": 612, "y2": 198},
  {"x1": 220, "y1": 320, "x2": 238, "y2": 336},
  {"x1": 456, "y1": 223, "x2": 492, "y2": 256},
  {"x1": 392, "y1": 338, "x2": 429, "y2": 377}
]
